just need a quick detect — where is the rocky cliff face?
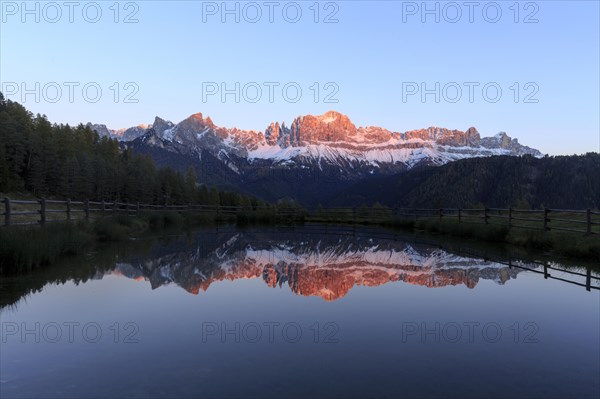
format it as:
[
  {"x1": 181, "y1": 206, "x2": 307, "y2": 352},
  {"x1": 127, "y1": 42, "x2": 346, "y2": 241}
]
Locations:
[
  {"x1": 285, "y1": 111, "x2": 358, "y2": 146},
  {"x1": 403, "y1": 126, "x2": 481, "y2": 146}
]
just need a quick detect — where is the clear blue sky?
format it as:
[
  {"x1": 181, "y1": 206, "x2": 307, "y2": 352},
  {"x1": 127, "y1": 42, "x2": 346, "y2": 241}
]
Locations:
[{"x1": 1, "y1": 0, "x2": 598, "y2": 155}]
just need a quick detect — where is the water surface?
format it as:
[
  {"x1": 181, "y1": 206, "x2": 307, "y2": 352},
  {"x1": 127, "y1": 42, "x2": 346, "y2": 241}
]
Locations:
[{"x1": 1, "y1": 226, "x2": 599, "y2": 398}]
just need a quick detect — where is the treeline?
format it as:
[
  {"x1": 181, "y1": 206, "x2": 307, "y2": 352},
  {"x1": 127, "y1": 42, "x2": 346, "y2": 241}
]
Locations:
[
  {"x1": 329, "y1": 153, "x2": 600, "y2": 209},
  {"x1": 0, "y1": 93, "x2": 262, "y2": 207}
]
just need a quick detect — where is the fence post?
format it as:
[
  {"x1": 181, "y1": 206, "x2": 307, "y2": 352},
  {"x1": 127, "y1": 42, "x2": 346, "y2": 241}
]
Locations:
[
  {"x1": 113, "y1": 200, "x2": 118, "y2": 215},
  {"x1": 39, "y1": 198, "x2": 46, "y2": 225},
  {"x1": 508, "y1": 207, "x2": 512, "y2": 229},
  {"x1": 457, "y1": 208, "x2": 461, "y2": 223},
  {"x1": 4, "y1": 197, "x2": 10, "y2": 226},
  {"x1": 66, "y1": 198, "x2": 72, "y2": 220},
  {"x1": 85, "y1": 199, "x2": 90, "y2": 220},
  {"x1": 484, "y1": 207, "x2": 489, "y2": 224},
  {"x1": 543, "y1": 208, "x2": 549, "y2": 231},
  {"x1": 586, "y1": 209, "x2": 592, "y2": 235},
  {"x1": 439, "y1": 208, "x2": 443, "y2": 220}
]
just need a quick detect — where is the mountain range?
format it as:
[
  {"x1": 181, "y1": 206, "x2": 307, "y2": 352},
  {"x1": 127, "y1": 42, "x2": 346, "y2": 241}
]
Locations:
[{"x1": 88, "y1": 111, "x2": 544, "y2": 206}]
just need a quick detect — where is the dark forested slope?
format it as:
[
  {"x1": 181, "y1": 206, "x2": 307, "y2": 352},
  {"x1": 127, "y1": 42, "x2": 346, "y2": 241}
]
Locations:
[{"x1": 328, "y1": 154, "x2": 600, "y2": 209}]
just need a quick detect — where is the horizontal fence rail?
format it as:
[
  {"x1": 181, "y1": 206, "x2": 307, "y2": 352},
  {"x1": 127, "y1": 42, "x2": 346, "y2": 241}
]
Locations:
[{"x1": 1, "y1": 197, "x2": 599, "y2": 236}]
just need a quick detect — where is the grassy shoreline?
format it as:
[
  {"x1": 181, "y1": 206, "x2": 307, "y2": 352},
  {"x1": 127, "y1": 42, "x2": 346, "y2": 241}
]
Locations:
[{"x1": 0, "y1": 212, "x2": 193, "y2": 274}]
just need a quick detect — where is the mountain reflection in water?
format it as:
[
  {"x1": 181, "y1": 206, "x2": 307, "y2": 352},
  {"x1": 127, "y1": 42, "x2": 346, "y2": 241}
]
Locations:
[
  {"x1": 109, "y1": 229, "x2": 523, "y2": 301},
  {"x1": 3, "y1": 226, "x2": 597, "y2": 311}
]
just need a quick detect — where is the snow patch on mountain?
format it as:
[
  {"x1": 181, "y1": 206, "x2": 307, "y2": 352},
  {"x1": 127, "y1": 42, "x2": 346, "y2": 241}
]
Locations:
[{"x1": 161, "y1": 127, "x2": 176, "y2": 141}]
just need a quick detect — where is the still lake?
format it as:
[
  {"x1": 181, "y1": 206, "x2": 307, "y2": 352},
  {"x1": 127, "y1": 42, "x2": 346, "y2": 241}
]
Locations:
[{"x1": 1, "y1": 225, "x2": 599, "y2": 398}]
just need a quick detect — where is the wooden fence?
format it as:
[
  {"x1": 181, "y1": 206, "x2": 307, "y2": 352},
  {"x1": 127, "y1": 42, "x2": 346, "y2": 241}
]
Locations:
[
  {"x1": 390, "y1": 207, "x2": 600, "y2": 235},
  {"x1": 2, "y1": 197, "x2": 599, "y2": 236},
  {"x1": 0, "y1": 198, "x2": 263, "y2": 226}
]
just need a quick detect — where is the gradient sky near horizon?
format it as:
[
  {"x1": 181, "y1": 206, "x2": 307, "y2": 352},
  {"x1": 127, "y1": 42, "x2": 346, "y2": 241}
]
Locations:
[{"x1": 1, "y1": 0, "x2": 598, "y2": 155}]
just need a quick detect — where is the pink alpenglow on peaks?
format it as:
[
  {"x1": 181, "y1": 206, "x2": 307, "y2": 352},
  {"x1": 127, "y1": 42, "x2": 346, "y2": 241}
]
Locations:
[{"x1": 88, "y1": 110, "x2": 543, "y2": 171}]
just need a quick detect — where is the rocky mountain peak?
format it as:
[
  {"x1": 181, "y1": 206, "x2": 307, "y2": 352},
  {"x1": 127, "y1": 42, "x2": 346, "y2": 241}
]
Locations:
[
  {"x1": 265, "y1": 121, "x2": 282, "y2": 145},
  {"x1": 478, "y1": 131, "x2": 540, "y2": 156},
  {"x1": 152, "y1": 117, "x2": 173, "y2": 136},
  {"x1": 464, "y1": 127, "x2": 481, "y2": 146},
  {"x1": 281, "y1": 111, "x2": 358, "y2": 146},
  {"x1": 86, "y1": 122, "x2": 113, "y2": 138},
  {"x1": 316, "y1": 110, "x2": 347, "y2": 124},
  {"x1": 180, "y1": 112, "x2": 216, "y2": 131},
  {"x1": 495, "y1": 132, "x2": 512, "y2": 147}
]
